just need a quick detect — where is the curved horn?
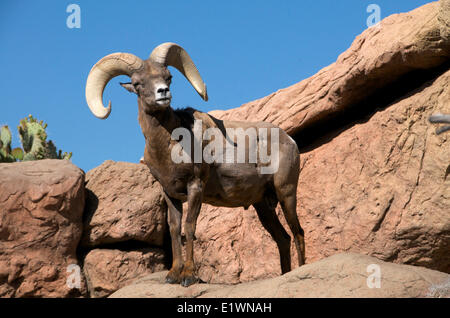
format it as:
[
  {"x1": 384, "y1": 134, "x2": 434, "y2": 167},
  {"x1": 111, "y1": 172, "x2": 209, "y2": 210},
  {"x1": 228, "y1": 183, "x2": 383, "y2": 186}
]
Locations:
[
  {"x1": 85, "y1": 53, "x2": 144, "y2": 119},
  {"x1": 149, "y1": 42, "x2": 208, "y2": 101}
]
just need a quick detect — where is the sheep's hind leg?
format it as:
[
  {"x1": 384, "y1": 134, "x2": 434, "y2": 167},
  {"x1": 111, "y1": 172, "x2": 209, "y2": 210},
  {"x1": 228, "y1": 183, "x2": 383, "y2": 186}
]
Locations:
[
  {"x1": 180, "y1": 179, "x2": 203, "y2": 287},
  {"x1": 278, "y1": 191, "x2": 306, "y2": 266},
  {"x1": 253, "y1": 199, "x2": 291, "y2": 274},
  {"x1": 164, "y1": 194, "x2": 184, "y2": 284}
]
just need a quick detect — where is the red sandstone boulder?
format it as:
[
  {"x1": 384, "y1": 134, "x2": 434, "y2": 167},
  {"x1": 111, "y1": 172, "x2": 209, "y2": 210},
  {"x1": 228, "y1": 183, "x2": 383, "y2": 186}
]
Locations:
[
  {"x1": 81, "y1": 160, "x2": 167, "y2": 247},
  {"x1": 192, "y1": 1, "x2": 450, "y2": 284},
  {"x1": 0, "y1": 160, "x2": 87, "y2": 297},
  {"x1": 83, "y1": 248, "x2": 166, "y2": 298},
  {"x1": 195, "y1": 66, "x2": 450, "y2": 285}
]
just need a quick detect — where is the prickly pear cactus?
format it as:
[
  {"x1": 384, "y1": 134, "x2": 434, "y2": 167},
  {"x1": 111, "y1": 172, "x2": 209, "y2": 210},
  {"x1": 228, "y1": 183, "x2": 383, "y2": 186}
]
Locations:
[
  {"x1": 18, "y1": 115, "x2": 48, "y2": 160},
  {"x1": 0, "y1": 125, "x2": 13, "y2": 162},
  {"x1": 0, "y1": 126, "x2": 23, "y2": 162},
  {"x1": 18, "y1": 115, "x2": 72, "y2": 161},
  {"x1": 0, "y1": 115, "x2": 72, "y2": 163}
]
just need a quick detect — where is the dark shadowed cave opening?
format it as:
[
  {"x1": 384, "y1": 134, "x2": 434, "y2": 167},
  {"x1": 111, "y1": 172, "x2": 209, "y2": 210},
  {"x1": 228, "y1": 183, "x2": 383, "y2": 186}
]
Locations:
[
  {"x1": 293, "y1": 62, "x2": 450, "y2": 154},
  {"x1": 76, "y1": 236, "x2": 173, "y2": 272}
]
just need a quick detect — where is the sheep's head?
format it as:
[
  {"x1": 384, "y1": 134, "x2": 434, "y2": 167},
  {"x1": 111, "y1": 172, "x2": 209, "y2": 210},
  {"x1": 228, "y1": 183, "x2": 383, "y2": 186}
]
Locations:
[
  {"x1": 85, "y1": 42, "x2": 208, "y2": 118},
  {"x1": 120, "y1": 61, "x2": 174, "y2": 113}
]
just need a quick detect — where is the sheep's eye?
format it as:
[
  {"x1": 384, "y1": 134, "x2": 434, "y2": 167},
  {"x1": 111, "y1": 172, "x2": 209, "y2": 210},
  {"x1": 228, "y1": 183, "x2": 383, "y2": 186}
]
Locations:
[
  {"x1": 133, "y1": 82, "x2": 142, "y2": 88},
  {"x1": 166, "y1": 76, "x2": 172, "y2": 83}
]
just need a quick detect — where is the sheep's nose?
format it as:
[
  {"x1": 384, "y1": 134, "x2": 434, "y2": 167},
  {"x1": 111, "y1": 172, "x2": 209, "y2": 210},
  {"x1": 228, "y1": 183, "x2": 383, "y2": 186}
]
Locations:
[{"x1": 156, "y1": 84, "x2": 170, "y2": 96}]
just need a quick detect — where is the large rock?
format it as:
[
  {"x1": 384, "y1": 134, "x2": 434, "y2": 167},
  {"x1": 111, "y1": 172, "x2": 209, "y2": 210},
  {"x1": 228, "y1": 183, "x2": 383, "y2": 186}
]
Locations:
[
  {"x1": 191, "y1": 2, "x2": 450, "y2": 284},
  {"x1": 110, "y1": 253, "x2": 450, "y2": 298},
  {"x1": 194, "y1": 67, "x2": 450, "y2": 285},
  {"x1": 210, "y1": 0, "x2": 450, "y2": 137},
  {"x1": 0, "y1": 159, "x2": 87, "y2": 297},
  {"x1": 83, "y1": 248, "x2": 166, "y2": 298},
  {"x1": 293, "y1": 69, "x2": 450, "y2": 272},
  {"x1": 81, "y1": 160, "x2": 167, "y2": 247}
]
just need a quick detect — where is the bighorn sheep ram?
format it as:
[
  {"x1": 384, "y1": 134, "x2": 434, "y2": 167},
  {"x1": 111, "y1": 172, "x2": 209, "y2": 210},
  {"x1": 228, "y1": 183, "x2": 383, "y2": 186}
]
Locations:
[
  {"x1": 429, "y1": 114, "x2": 450, "y2": 134},
  {"x1": 85, "y1": 42, "x2": 305, "y2": 287}
]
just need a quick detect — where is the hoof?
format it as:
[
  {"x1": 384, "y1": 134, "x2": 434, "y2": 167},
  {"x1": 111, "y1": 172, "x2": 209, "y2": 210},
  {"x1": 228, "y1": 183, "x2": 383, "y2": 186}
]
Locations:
[
  {"x1": 166, "y1": 276, "x2": 180, "y2": 284},
  {"x1": 165, "y1": 272, "x2": 181, "y2": 284},
  {"x1": 181, "y1": 276, "x2": 198, "y2": 287}
]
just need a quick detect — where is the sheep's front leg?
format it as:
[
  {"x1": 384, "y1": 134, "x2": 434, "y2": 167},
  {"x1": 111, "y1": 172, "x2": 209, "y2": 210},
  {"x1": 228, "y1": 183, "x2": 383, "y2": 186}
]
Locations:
[
  {"x1": 164, "y1": 193, "x2": 184, "y2": 284},
  {"x1": 181, "y1": 179, "x2": 203, "y2": 287}
]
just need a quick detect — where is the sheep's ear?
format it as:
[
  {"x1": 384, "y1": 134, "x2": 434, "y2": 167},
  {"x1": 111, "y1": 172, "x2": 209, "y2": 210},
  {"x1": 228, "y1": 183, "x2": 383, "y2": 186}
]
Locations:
[{"x1": 120, "y1": 82, "x2": 137, "y2": 94}]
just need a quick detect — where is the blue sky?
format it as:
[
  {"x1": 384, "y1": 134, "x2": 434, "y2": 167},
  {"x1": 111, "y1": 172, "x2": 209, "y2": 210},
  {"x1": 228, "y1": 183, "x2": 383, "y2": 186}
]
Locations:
[{"x1": 0, "y1": 0, "x2": 432, "y2": 172}]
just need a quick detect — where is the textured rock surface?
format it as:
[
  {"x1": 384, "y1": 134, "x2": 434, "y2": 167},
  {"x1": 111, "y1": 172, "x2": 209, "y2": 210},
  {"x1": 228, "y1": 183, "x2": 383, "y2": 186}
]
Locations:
[
  {"x1": 191, "y1": 1, "x2": 450, "y2": 284},
  {"x1": 81, "y1": 160, "x2": 167, "y2": 247},
  {"x1": 83, "y1": 248, "x2": 166, "y2": 298},
  {"x1": 210, "y1": 1, "x2": 450, "y2": 137},
  {"x1": 0, "y1": 159, "x2": 87, "y2": 297},
  {"x1": 194, "y1": 67, "x2": 450, "y2": 284},
  {"x1": 192, "y1": 206, "x2": 283, "y2": 284},
  {"x1": 110, "y1": 253, "x2": 450, "y2": 298},
  {"x1": 293, "y1": 69, "x2": 450, "y2": 271}
]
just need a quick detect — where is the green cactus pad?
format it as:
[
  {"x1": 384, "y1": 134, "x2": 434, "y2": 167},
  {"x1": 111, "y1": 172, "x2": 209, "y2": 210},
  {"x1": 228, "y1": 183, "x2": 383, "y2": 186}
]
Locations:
[
  {"x1": 11, "y1": 147, "x2": 24, "y2": 161},
  {"x1": 0, "y1": 126, "x2": 12, "y2": 154}
]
